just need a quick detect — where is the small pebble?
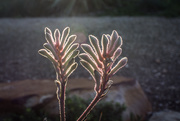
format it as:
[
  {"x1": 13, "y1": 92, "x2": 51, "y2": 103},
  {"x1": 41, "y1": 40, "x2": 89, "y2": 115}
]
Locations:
[
  {"x1": 7, "y1": 80, "x2": 11, "y2": 83},
  {"x1": 176, "y1": 101, "x2": 180, "y2": 104},
  {"x1": 159, "y1": 103, "x2": 163, "y2": 107},
  {"x1": 160, "y1": 82, "x2": 165, "y2": 86},
  {"x1": 162, "y1": 68, "x2": 168, "y2": 73},
  {"x1": 152, "y1": 69, "x2": 157, "y2": 73},
  {"x1": 155, "y1": 58, "x2": 161, "y2": 64},
  {"x1": 155, "y1": 72, "x2": 161, "y2": 77},
  {"x1": 155, "y1": 87, "x2": 160, "y2": 90}
]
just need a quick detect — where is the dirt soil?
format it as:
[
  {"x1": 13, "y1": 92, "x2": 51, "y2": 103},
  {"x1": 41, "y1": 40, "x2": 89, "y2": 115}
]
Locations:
[{"x1": 0, "y1": 17, "x2": 180, "y2": 112}]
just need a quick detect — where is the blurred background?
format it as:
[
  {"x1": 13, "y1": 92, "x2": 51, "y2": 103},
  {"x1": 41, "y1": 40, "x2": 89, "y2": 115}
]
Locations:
[
  {"x1": 0, "y1": 0, "x2": 180, "y2": 17},
  {"x1": 0, "y1": 0, "x2": 180, "y2": 121}
]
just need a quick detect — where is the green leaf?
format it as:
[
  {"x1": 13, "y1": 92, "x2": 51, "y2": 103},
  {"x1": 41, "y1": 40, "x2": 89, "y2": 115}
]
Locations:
[
  {"x1": 64, "y1": 58, "x2": 75, "y2": 72},
  {"x1": 61, "y1": 35, "x2": 77, "y2": 55},
  {"x1": 39, "y1": 49, "x2": 53, "y2": 60},
  {"x1": 79, "y1": 53, "x2": 98, "y2": 71},
  {"x1": 114, "y1": 36, "x2": 122, "y2": 49},
  {"x1": 101, "y1": 34, "x2": 109, "y2": 58},
  {"x1": 45, "y1": 27, "x2": 52, "y2": 35},
  {"x1": 62, "y1": 43, "x2": 79, "y2": 62},
  {"x1": 94, "y1": 70, "x2": 101, "y2": 92},
  {"x1": 80, "y1": 60, "x2": 94, "y2": 79},
  {"x1": 45, "y1": 28, "x2": 55, "y2": 47},
  {"x1": 38, "y1": 49, "x2": 58, "y2": 68},
  {"x1": 112, "y1": 47, "x2": 122, "y2": 61},
  {"x1": 109, "y1": 36, "x2": 122, "y2": 57},
  {"x1": 110, "y1": 36, "x2": 122, "y2": 56},
  {"x1": 89, "y1": 35, "x2": 103, "y2": 61},
  {"x1": 43, "y1": 43, "x2": 58, "y2": 59},
  {"x1": 81, "y1": 44, "x2": 103, "y2": 68},
  {"x1": 66, "y1": 62, "x2": 78, "y2": 78},
  {"x1": 109, "y1": 57, "x2": 128, "y2": 76},
  {"x1": 59, "y1": 27, "x2": 70, "y2": 50},
  {"x1": 39, "y1": 49, "x2": 60, "y2": 75},
  {"x1": 64, "y1": 50, "x2": 79, "y2": 67},
  {"x1": 108, "y1": 30, "x2": 118, "y2": 51},
  {"x1": 54, "y1": 29, "x2": 61, "y2": 45}
]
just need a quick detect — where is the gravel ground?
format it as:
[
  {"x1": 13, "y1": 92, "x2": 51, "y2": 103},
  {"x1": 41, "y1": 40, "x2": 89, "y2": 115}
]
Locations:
[{"x1": 0, "y1": 17, "x2": 180, "y2": 112}]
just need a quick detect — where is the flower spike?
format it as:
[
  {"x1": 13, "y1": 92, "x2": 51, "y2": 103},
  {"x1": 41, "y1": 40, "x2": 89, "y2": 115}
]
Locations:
[
  {"x1": 39, "y1": 27, "x2": 79, "y2": 121},
  {"x1": 78, "y1": 30, "x2": 127, "y2": 121},
  {"x1": 79, "y1": 30, "x2": 127, "y2": 95},
  {"x1": 39, "y1": 27, "x2": 79, "y2": 82}
]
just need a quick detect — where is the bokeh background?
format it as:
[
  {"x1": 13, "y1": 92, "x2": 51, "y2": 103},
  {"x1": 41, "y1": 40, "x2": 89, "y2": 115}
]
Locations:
[
  {"x1": 0, "y1": 0, "x2": 180, "y2": 17},
  {"x1": 0, "y1": 0, "x2": 180, "y2": 121}
]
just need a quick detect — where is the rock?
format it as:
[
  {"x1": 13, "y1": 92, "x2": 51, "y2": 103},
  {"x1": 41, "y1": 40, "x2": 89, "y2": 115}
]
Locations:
[
  {"x1": 24, "y1": 94, "x2": 54, "y2": 108},
  {"x1": 155, "y1": 58, "x2": 161, "y2": 64},
  {"x1": 176, "y1": 101, "x2": 180, "y2": 104},
  {"x1": 152, "y1": 69, "x2": 158, "y2": 73},
  {"x1": 24, "y1": 95, "x2": 39, "y2": 107},
  {"x1": 0, "y1": 76, "x2": 153, "y2": 120},
  {"x1": 0, "y1": 76, "x2": 133, "y2": 114},
  {"x1": 39, "y1": 94, "x2": 54, "y2": 104},
  {"x1": 150, "y1": 110, "x2": 180, "y2": 121},
  {"x1": 162, "y1": 68, "x2": 168, "y2": 73},
  {"x1": 154, "y1": 72, "x2": 161, "y2": 77}
]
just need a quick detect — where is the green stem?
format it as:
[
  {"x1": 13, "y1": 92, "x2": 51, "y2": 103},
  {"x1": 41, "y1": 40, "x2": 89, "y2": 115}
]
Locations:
[
  {"x1": 58, "y1": 81, "x2": 66, "y2": 121},
  {"x1": 77, "y1": 93, "x2": 102, "y2": 121}
]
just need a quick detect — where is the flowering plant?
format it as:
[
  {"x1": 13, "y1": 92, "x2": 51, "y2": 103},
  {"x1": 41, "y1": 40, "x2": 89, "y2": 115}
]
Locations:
[{"x1": 39, "y1": 27, "x2": 127, "y2": 121}]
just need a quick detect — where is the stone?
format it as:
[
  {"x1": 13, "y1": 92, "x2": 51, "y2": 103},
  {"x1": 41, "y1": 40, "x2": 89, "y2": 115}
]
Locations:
[
  {"x1": 150, "y1": 110, "x2": 180, "y2": 121},
  {"x1": 0, "y1": 76, "x2": 132, "y2": 106},
  {"x1": 155, "y1": 58, "x2": 161, "y2": 64},
  {"x1": 162, "y1": 68, "x2": 168, "y2": 73},
  {"x1": 0, "y1": 76, "x2": 152, "y2": 120}
]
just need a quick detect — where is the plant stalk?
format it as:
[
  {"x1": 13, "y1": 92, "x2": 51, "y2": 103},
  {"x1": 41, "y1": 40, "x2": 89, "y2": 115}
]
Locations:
[
  {"x1": 59, "y1": 82, "x2": 66, "y2": 121},
  {"x1": 77, "y1": 93, "x2": 102, "y2": 121}
]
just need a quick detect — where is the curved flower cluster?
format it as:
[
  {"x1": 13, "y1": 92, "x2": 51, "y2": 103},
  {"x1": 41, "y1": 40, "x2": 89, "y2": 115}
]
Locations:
[
  {"x1": 39, "y1": 27, "x2": 128, "y2": 121},
  {"x1": 79, "y1": 30, "x2": 127, "y2": 94},
  {"x1": 38, "y1": 27, "x2": 79, "y2": 82}
]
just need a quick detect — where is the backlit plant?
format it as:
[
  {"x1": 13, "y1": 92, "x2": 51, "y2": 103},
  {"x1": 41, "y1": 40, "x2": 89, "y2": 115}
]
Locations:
[
  {"x1": 39, "y1": 27, "x2": 127, "y2": 121},
  {"x1": 39, "y1": 27, "x2": 79, "y2": 121}
]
